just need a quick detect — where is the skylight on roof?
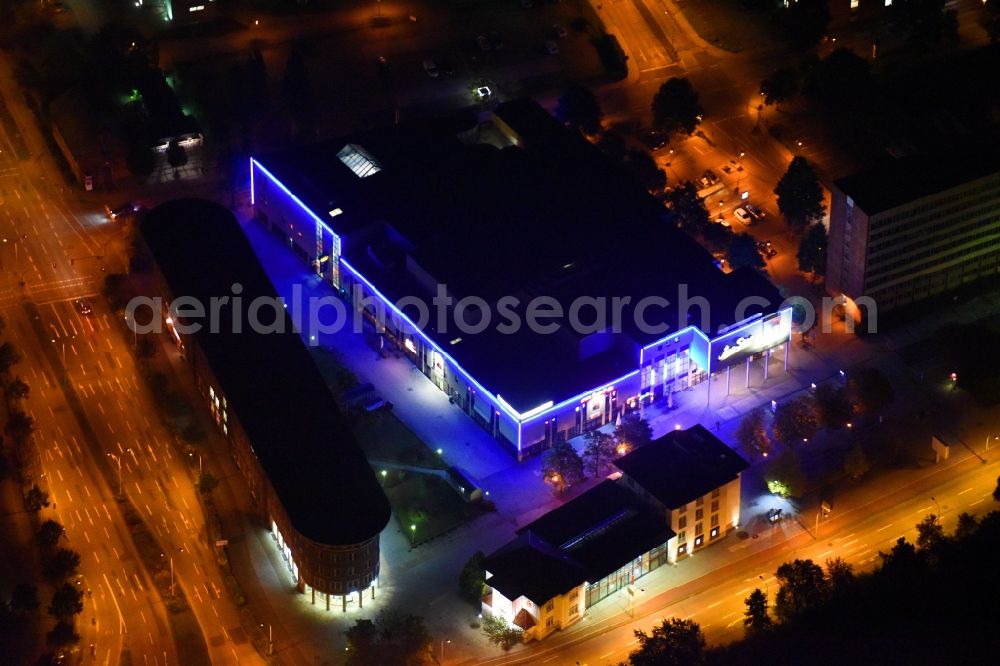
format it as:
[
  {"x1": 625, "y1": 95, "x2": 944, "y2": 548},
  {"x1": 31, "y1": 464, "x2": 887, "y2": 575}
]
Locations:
[{"x1": 337, "y1": 144, "x2": 381, "y2": 179}]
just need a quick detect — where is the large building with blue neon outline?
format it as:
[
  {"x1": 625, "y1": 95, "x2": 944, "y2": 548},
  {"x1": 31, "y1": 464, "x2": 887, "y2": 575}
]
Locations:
[{"x1": 250, "y1": 99, "x2": 793, "y2": 459}]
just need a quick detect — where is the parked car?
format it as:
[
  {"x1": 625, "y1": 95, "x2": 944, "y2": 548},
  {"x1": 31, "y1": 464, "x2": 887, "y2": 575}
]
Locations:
[
  {"x1": 756, "y1": 240, "x2": 777, "y2": 258},
  {"x1": 490, "y1": 31, "x2": 505, "y2": 49},
  {"x1": 552, "y1": 23, "x2": 567, "y2": 38},
  {"x1": 733, "y1": 208, "x2": 752, "y2": 226},
  {"x1": 423, "y1": 59, "x2": 440, "y2": 78},
  {"x1": 639, "y1": 129, "x2": 668, "y2": 150},
  {"x1": 715, "y1": 215, "x2": 731, "y2": 228},
  {"x1": 477, "y1": 35, "x2": 491, "y2": 51},
  {"x1": 700, "y1": 169, "x2": 719, "y2": 187},
  {"x1": 545, "y1": 40, "x2": 560, "y2": 55},
  {"x1": 744, "y1": 203, "x2": 765, "y2": 220},
  {"x1": 104, "y1": 201, "x2": 144, "y2": 222},
  {"x1": 74, "y1": 299, "x2": 93, "y2": 316}
]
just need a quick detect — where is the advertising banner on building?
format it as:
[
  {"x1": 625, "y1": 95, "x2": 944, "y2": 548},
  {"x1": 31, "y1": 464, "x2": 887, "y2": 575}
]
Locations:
[{"x1": 708, "y1": 310, "x2": 791, "y2": 372}]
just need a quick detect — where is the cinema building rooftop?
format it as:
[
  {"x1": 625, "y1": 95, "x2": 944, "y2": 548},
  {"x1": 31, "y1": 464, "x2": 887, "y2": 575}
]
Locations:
[{"x1": 251, "y1": 99, "x2": 792, "y2": 459}]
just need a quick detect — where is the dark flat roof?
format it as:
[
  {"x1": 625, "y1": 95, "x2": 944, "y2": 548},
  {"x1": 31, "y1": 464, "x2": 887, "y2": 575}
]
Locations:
[
  {"x1": 485, "y1": 480, "x2": 673, "y2": 605},
  {"x1": 140, "y1": 199, "x2": 390, "y2": 546},
  {"x1": 614, "y1": 424, "x2": 749, "y2": 508},
  {"x1": 257, "y1": 99, "x2": 783, "y2": 412},
  {"x1": 834, "y1": 146, "x2": 999, "y2": 215}
]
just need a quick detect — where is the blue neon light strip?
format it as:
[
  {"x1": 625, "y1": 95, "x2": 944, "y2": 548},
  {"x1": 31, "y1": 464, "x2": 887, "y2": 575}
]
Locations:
[
  {"x1": 251, "y1": 157, "x2": 521, "y2": 426},
  {"x1": 250, "y1": 156, "x2": 794, "y2": 443}
]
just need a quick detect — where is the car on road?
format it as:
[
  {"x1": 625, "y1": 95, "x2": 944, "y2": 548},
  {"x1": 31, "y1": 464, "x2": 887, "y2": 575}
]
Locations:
[
  {"x1": 756, "y1": 240, "x2": 777, "y2": 258},
  {"x1": 477, "y1": 35, "x2": 491, "y2": 51},
  {"x1": 744, "y1": 203, "x2": 765, "y2": 220},
  {"x1": 733, "y1": 207, "x2": 752, "y2": 226},
  {"x1": 105, "y1": 201, "x2": 144, "y2": 222},
  {"x1": 545, "y1": 40, "x2": 560, "y2": 55},
  {"x1": 74, "y1": 299, "x2": 93, "y2": 316},
  {"x1": 639, "y1": 129, "x2": 668, "y2": 150},
  {"x1": 423, "y1": 59, "x2": 440, "y2": 78}
]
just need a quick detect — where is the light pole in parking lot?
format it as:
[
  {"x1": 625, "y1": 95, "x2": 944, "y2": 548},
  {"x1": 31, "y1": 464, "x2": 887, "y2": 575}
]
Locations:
[
  {"x1": 108, "y1": 453, "x2": 122, "y2": 496},
  {"x1": 124, "y1": 313, "x2": 136, "y2": 347}
]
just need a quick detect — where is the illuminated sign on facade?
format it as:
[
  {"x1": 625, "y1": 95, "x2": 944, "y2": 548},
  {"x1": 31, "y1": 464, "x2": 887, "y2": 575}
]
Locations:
[{"x1": 709, "y1": 310, "x2": 791, "y2": 371}]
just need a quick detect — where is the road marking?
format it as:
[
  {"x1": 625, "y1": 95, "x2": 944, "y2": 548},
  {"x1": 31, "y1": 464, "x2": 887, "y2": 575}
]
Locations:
[
  {"x1": 876, "y1": 523, "x2": 893, "y2": 532},
  {"x1": 542, "y1": 656, "x2": 558, "y2": 663},
  {"x1": 708, "y1": 600, "x2": 722, "y2": 608},
  {"x1": 970, "y1": 499, "x2": 984, "y2": 507},
  {"x1": 958, "y1": 487, "x2": 973, "y2": 495},
  {"x1": 722, "y1": 611, "x2": 739, "y2": 619},
  {"x1": 817, "y1": 550, "x2": 832, "y2": 559}
]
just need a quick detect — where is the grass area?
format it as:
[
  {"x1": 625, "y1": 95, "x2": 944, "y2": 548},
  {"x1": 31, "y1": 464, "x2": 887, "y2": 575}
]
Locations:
[
  {"x1": 385, "y1": 473, "x2": 485, "y2": 545},
  {"x1": 675, "y1": 0, "x2": 779, "y2": 53},
  {"x1": 353, "y1": 409, "x2": 449, "y2": 469}
]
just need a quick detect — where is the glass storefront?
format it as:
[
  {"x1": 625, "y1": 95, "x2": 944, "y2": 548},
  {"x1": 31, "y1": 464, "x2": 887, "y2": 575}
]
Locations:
[{"x1": 585, "y1": 541, "x2": 669, "y2": 609}]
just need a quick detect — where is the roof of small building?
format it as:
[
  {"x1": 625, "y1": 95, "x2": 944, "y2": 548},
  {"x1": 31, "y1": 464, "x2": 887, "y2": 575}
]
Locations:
[
  {"x1": 834, "y1": 147, "x2": 999, "y2": 215},
  {"x1": 614, "y1": 424, "x2": 749, "y2": 509},
  {"x1": 484, "y1": 480, "x2": 673, "y2": 606},
  {"x1": 140, "y1": 199, "x2": 390, "y2": 546}
]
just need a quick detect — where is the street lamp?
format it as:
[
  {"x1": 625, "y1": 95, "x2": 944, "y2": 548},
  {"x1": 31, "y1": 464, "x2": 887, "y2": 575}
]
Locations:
[
  {"x1": 931, "y1": 496, "x2": 941, "y2": 523},
  {"x1": 758, "y1": 574, "x2": 768, "y2": 596},
  {"x1": 440, "y1": 638, "x2": 451, "y2": 662}
]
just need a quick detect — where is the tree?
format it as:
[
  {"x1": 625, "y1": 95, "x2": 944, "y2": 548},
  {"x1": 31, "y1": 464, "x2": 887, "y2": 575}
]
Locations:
[
  {"x1": 135, "y1": 336, "x2": 157, "y2": 364},
  {"x1": 24, "y1": 484, "x2": 49, "y2": 511},
  {"x1": 482, "y1": 614, "x2": 522, "y2": 651},
  {"x1": 6, "y1": 409, "x2": 36, "y2": 445},
  {"x1": 954, "y1": 512, "x2": 979, "y2": 540},
  {"x1": 888, "y1": 0, "x2": 958, "y2": 47},
  {"x1": 0, "y1": 341, "x2": 22, "y2": 375},
  {"x1": 842, "y1": 443, "x2": 870, "y2": 482},
  {"x1": 759, "y1": 67, "x2": 799, "y2": 106},
  {"x1": 825, "y1": 557, "x2": 855, "y2": 595},
  {"x1": 281, "y1": 45, "x2": 311, "y2": 113},
  {"x1": 980, "y1": 0, "x2": 1000, "y2": 43},
  {"x1": 45, "y1": 620, "x2": 79, "y2": 648},
  {"x1": 9, "y1": 583, "x2": 39, "y2": 614},
  {"x1": 797, "y1": 222, "x2": 828, "y2": 276},
  {"x1": 771, "y1": 396, "x2": 818, "y2": 446},
  {"x1": 37, "y1": 520, "x2": 65, "y2": 548},
  {"x1": 774, "y1": 156, "x2": 824, "y2": 230},
  {"x1": 125, "y1": 141, "x2": 156, "y2": 177},
  {"x1": 615, "y1": 413, "x2": 653, "y2": 450},
  {"x1": 774, "y1": 559, "x2": 827, "y2": 622},
  {"x1": 994, "y1": 475, "x2": 1000, "y2": 503},
  {"x1": 630, "y1": 617, "x2": 706, "y2": 666},
  {"x1": 555, "y1": 84, "x2": 603, "y2": 135},
  {"x1": 624, "y1": 149, "x2": 666, "y2": 192},
  {"x1": 778, "y1": 0, "x2": 831, "y2": 51},
  {"x1": 915, "y1": 514, "x2": 945, "y2": 552},
  {"x1": 458, "y1": 551, "x2": 487, "y2": 605},
  {"x1": 196, "y1": 470, "x2": 218, "y2": 495},
  {"x1": 813, "y1": 383, "x2": 852, "y2": 429},
  {"x1": 45, "y1": 548, "x2": 81, "y2": 580},
  {"x1": 541, "y1": 440, "x2": 585, "y2": 494},
  {"x1": 47, "y1": 583, "x2": 83, "y2": 620},
  {"x1": 246, "y1": 47, "x2": 269, "y2": 116},
  {"x1": 596, "y1": 130, "x2": 627, "y2": 162},
  {"x1": 103, "y1": 273, "x2": 131, "y2": 311},
  {"x1": 848, "y1": 367, "x2": 894, "y2": 414},
  {"x1": 665, "y1": 182, "x2": 711, "y2": 236},
  {"x1": 878, "y1": 537, "x2": 921, "y2": 579},
  {"x1": 6, "y1": 376, "x2": 30, "y2": 403},
  {"x1": 743, "y1": 588, "x2": 772, "y2": 636},
  {"x1": 582, "y1": 430, "x2": 617, "y2": 477},
  {"x1": 805, "y1": 48, "x2": 872, "y2": 109},
  {"x1": 166, "y1": 140, "x2": 188, "y2": 174},
  {"x1": 728, "y1": 233, "x2": 765, "y2": 271},
  {"x1": 735, "y1": 408, "x2": 771, "y2": 460},
  {"x1": 765, "y1": 450, "x2": 805, "y2": 498},
  {"x1": 344, "y1": 610, "x2": 432, "y2": 665},
  {"x1": 651, "y1": 78, "x2": 704, "y2": 137}
]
